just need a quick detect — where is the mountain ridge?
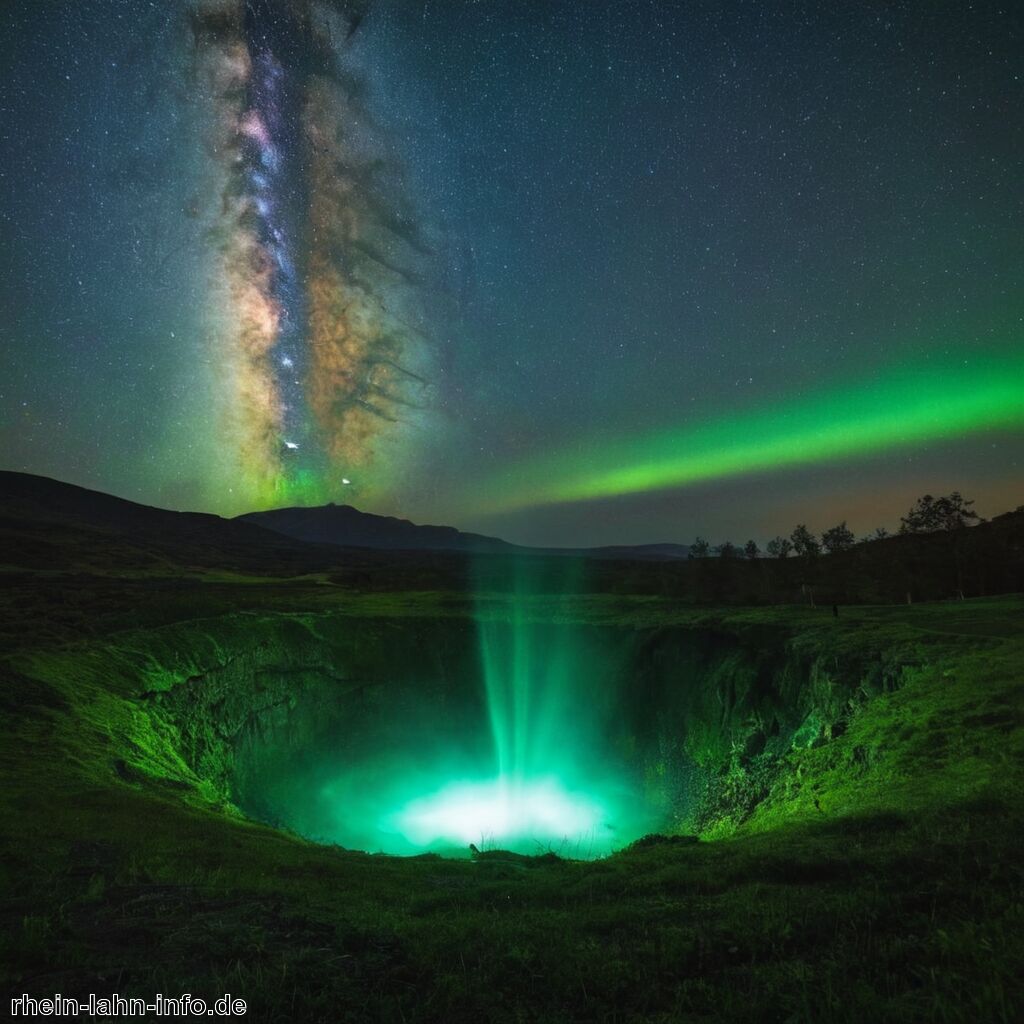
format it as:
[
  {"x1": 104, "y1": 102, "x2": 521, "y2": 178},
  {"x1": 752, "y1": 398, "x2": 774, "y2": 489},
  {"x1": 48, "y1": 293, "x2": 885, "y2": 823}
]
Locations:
[
  {"x1": 0, "y1": 472, "x2": 690, "y2": 564},
  {"x1": 238, "y1": 503, "x2": 691, "y2": 559}
]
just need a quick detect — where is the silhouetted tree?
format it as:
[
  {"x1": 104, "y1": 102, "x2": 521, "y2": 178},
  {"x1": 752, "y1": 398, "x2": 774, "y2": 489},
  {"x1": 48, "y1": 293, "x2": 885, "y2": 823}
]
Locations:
[
  {"x1": 790, "y1": 525, "x2": 820, "y2": 605},
  {"x1": 790, "y1": 524, "x2": 820, "y2": 558},
  {"x1": 900, "y1": 492, "x2": 982, "y2": 534},
  {"x1": 715, "y1": 541, "x2": 739, "y2": 559},
  {"x1": 744, "y1": 539, "x2": 760, "y2": 559},
  {"x1": 689, "y1": 537, "x2": 710, "y2": 558},
  {"x1": 899, "y1": 494, "x2": 984, "y2": 599},
  {"x1": 766, "y1": 536, "x2": 793, "y2": 559},
  {"x1": 821, "y1": 521, "x2": 855, "y2": 553}
]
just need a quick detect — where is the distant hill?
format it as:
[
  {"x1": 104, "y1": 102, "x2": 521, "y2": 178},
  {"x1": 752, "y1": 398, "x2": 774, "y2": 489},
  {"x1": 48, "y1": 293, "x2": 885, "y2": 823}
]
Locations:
[
  {"x1": 238, "y1": 504, "x2": 518, "y2": 554},
  {"x1": 585, "y1": 543, "x2": 691, "y2": 561},
  {"x1": 0, "y1": 471, "x2": 332, "y2": 573},
  {"x1": 0, "y1": 474, "x2": 689, "y2": 579},
  {"x1": 239, "y1": 504, "x2": 691, "y2": 560}
]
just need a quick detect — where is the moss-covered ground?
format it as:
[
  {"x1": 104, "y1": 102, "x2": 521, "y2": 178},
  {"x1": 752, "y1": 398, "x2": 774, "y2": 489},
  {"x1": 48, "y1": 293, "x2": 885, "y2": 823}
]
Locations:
[{"x1": 2, "y1": 569, "x2": 1023, "y2": 1022}]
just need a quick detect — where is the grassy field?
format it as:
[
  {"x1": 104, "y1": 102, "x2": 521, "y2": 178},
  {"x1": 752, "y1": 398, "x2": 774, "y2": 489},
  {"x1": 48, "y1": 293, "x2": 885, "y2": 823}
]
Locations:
[{"x1": 1, "y1": 573, "x2": 1023, "y2": 1022}]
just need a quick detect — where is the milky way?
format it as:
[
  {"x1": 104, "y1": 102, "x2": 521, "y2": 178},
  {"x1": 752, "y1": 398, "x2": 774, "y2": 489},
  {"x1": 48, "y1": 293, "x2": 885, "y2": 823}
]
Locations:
[{"x1": 191, "y1": 0, "x2": 430, "y2": 509}]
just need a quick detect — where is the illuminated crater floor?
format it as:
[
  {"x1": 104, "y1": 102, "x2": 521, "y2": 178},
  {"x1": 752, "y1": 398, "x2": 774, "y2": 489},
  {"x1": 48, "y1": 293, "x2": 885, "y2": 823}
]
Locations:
[
  {"x1": 230, "y1": 589, "x2": 668, "y2": 858},
  {"x1": 297, "y1": 760, "x2": 654, "y2": 859},
  {"x1": 386, "y1": 776, "x2": 619, "y2": 857},
  {"x1": 235, "y1": 733, "x2": 659, "y2": 859}
]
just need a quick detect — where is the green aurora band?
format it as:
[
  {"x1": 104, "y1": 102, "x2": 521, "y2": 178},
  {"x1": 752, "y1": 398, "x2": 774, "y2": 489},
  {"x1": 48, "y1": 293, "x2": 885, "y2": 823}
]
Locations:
[{"x1": 466, "y1": 348, "x2": 1024, "y2": 516}]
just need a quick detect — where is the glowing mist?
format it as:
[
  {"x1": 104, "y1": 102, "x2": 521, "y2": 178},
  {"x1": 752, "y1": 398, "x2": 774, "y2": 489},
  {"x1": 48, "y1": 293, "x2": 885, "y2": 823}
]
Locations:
[
  {"x1": 385, "y1": 559, "x2": 647, "y2": 856},
  {"x1": 239, "y1": 561, "x2": 656, "y2": 857}
]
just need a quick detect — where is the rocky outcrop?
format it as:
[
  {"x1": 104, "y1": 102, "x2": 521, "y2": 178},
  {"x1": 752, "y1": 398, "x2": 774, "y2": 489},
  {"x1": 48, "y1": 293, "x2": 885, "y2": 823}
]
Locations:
[{"x1": 616, "y1": 624, "x2": 921, "y2": 830}]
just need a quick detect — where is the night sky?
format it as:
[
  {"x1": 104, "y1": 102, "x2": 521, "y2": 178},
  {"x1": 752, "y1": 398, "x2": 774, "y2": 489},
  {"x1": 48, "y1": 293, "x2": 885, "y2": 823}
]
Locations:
[{"x1": 1, "y1": 0, "x2": 1021, "y2": 547}]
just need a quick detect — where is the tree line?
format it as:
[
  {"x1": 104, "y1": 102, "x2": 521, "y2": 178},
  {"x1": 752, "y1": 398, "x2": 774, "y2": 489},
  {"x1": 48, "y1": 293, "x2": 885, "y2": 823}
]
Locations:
[{"x1": 688, "y1": 491, "x2": 982, "y2": 560}]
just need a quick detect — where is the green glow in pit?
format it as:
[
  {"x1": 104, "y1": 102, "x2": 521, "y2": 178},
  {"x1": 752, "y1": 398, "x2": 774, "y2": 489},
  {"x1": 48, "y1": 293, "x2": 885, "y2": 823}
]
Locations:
[
  {"x1": 389, "y1": 776, "x2": 611, "y2": 850},
  {"x1": 246, "y1": 559, "x2": 657, "y2": 858},
  {"x1": 374, "y1": 560, "x2": 645, "y2": 857}
]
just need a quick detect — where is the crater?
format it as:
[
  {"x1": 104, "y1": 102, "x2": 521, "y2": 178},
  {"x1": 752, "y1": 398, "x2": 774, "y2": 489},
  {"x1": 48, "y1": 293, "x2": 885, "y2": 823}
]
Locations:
[
  {"x1": 223, "y1": 619, "x2": 672, "y2": 857},
  {"x1": 144, "y1": 601, "x2": 866, "y2": 859}
]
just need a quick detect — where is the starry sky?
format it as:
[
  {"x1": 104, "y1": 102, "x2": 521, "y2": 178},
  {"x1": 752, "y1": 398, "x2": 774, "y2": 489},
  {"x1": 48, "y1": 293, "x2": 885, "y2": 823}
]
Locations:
[{"x1": 1, "y1": 0, "x2": 1022, "y2": 547}]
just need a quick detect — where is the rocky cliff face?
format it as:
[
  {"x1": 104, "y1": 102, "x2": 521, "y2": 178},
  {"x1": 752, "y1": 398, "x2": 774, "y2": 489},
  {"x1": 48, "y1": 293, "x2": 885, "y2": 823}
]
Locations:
[{"x1": 618, "y1": 625, "x2": 919, "y2": 832}]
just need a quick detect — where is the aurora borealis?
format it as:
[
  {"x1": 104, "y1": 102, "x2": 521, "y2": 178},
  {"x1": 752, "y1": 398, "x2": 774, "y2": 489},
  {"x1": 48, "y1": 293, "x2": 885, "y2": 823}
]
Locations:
[
  {"x1": 464, "y1": 345, "x2": 1024, "y2": 518},
  {"x1": 2, "y1": 1, "x2": 1022, "y2": 545}
]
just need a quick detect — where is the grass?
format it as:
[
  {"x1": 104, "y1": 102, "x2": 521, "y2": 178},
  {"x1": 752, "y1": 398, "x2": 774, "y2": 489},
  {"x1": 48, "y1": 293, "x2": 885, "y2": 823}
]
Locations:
[
  {"x1": 2, "y1": 794, "x2": 1021, "y2": 1022},
  {"x1": 1, "y1": 573, "x2": 1023, "y2": 1022}
]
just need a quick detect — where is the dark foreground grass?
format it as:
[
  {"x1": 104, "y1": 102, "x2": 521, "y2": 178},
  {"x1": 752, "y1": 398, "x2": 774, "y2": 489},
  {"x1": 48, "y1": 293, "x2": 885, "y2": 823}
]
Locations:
[
  {"x1": 2, "y1": 793, "x2": 1021, "y2": 1023},
  {"x1": 2, "y1": 588, "x2": 1023, "y2": 1022}
]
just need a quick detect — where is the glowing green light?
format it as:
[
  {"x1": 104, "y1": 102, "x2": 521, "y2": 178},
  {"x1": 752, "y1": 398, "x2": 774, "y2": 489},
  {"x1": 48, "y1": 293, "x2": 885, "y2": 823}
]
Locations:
[
  {"x1": 375, "y1": 560, "x2": 655, "y2": 856},
  {"x1": 388, "y1": 776, "x2": 610, "y2": 850},
  {"x1": 464, "y1": 348, "x2": 1024, "y2": 515},
  {"x1": 240, "y1": 562, "x2": 656, "y2": 856}
]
